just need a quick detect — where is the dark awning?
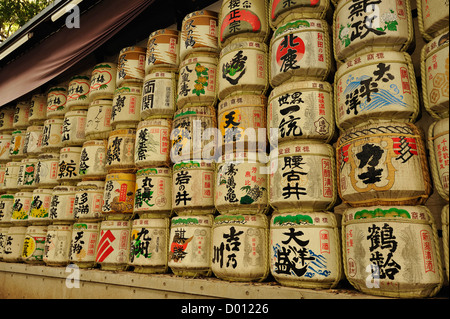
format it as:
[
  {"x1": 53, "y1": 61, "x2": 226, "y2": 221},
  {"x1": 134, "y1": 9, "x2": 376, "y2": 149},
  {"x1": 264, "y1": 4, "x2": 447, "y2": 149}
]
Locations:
[{"x1": 0, "y1": 0, "x2": 155, "y2": 107}]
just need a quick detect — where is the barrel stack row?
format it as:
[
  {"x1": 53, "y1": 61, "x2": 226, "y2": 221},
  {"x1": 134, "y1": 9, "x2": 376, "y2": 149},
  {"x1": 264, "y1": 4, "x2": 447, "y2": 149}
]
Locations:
[
  {"x1": 332, "y1": 0, "x2": 448, "y2": 298},
  {"x1": 418, "y1": 0, "x2": 449, "y2": 287},
  {"x1": 0, "y1": 0, "x2": 448, "y2": 299}
]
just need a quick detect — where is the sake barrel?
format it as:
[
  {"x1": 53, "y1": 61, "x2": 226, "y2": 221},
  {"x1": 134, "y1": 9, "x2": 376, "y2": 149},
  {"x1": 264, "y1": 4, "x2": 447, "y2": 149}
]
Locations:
[
  {"x1": 62, "y1": 110, "x2": 87, "y2": 146},
  {"x1": 21, "y1": 225, "x2": 47, "y2": 263},
  {"x1": 421, "y1": 31, "x2": 449, "y2": 120},
  {"x1": 0, "y1": 164, "x2": 5, "y2": 190},
  {"x1": 10, "y1": 192, "x2": 32, "y2": 224},
  {"x1": 0, "y1": 194, "x2": 14, "y2": 223},
  {"x1": 335, "y1": 51, "x2": 419, "y2": 131},
  {"x1": 270, "y1": 211, "x2": 342, "y2": 288},
  {"x1": 41, "y1": 118, "x2": 64, "y2": 152},
  {"x1": 23, "y1": 126, "x2": 43, "y2": 156},
  {"x1": 102, "y1": 172, "x2": 136, "y2": 218},
  {"x1": 2, "y1": 226, "x2": 27, "y2": 262},
  {"x1": 171, "y1": 106, "x2": 217, "y2": 162},
  {"x1": 44, "y1": 223, "x2": 72, "y2": 266},
  {"x1": 0, "y1": 134, "x2": 11, "y2": 162},
  {"x1": 135, "y1": 119, "x2": 171, "y2": 168},
  {"x1": 116, "y1": 46, "x2": 146, "y2": 88},
  {"x1": 9, "y1": 130, "x2": 26, "y2": 159},
  {"x1": 269, "y1": 19, "x2": 332, "y2": 87},
  {"x1": 17, "y1": 158, "x2": 37, "y2": 190},
  {"x1": 49, "y1": 186, "x2": 76, "y2": 222},
  {"x1": 89, "y1": 62, "x2": 117, "y2": 101},
  {"x1": 0, "y1": 107, "x2": 15, "y2": 133},
  {"x1": 141, "y1": 71, "x2": 177, "y2": 119},
  {"x1": 2, "y1": 161, "x2": 21, "y2": 192},
  {"x1": 442, "y1": 205, "x2": 449, "y2": 281},
  {"x1": 28, "y1": 188, "x2": 52, "y2": 224},
  {"x1": 105, "y1": 129, "x2": 136, "y2": 171},
  {"x1": 85, "y1": 99, "x2": 113, "y2": 140},
  {"x1": 268, "y1": 81, "x2": 334, "y2": 144},
  {"x1": 176, "y1": 53, "x2": 218, "y2": 109},
  {"x1": 336, "y1": 122, "x2": 432, "y2": 207},
  {"x1": 73, "y1": 181, "x2": 104, "y2": 220},
  {"x1": 180, "y1": 10, "x2": 219, "y2": 61},
  {"x1": 212, "y1": 214, "x2": 269, "y2": 282},
  {"x1": 111, "y1": 84, "x2": 142, "y2": 129},
  {"x1": 134, "y1": 167, "x2": 172, "y2": 217},
  {"x1": 0, "y1": 164, "x2": 5, "y2": 191},
  {"x1": 78, "y1": 140, "x2": 107, "y2": 179},
  {"x1": 342, "y1": 205, "x2": 443, "y2": 298},
  {"x1": 146, "y1": 29, "x2": 180, "y2": 73},
  {"x1": 417, "y1": 0, "x2": 450, "y2": 41},
  {"x1": 215, "y1": 152, "x2": 268, "y2": 215},
  {"x1": 172, "y1": 160, "x2": 215, "y2": 215},
  {"x1": 57, "y1": 147, "x2": 82, "y2": 183},
  {"x1": 69, "y1": 221, "x2": 99, "y2": 268},
  {"x1": 66, "y1": 75, "x2": 91, "y2": 109},
  {"x1": 96, "y1": 219, "x2": 130, "y2": 270},
  {"x1": 168, "y1": 215, "x2": 213, "y2": 276},
  {"x1": 13, "y1": 101, "x2": 31, "y2": 130},
  {"x1": 219, "y1": 0, "x2": 269, "y2": 47},
  {"x1": 29, "y1": 93, "x2": 47, "y2": 125},
  {"x1": 428, "y1": 117, "x2": 449, "y2": 201},
  {"x1": 130, "y1": 217, "x2": 169, "y2": 273},
  {"x1": 35, "y1": 153, "x2": 59, "y2": 188},
  {"x1": 269, "y1": 0, "x2": 331, "y2": 29},
  {"x1": 218, "y1": 94, "x2": 267, "y2": 152},
  {"x1": 218, "y1": 41, "x2": 268, "y2": 100},
  {"x1": 269, "y1": 141, "x2": 337, "y2": 212},
  {"x1": 0, "y1": 226, "x2": 9, "y2": 259},
  {"x1": 46, "y1": 86, "x2": 68, "y2": 118},
  {"x1": 334, "y1": 0, "x2": 413, "y2": 63}
]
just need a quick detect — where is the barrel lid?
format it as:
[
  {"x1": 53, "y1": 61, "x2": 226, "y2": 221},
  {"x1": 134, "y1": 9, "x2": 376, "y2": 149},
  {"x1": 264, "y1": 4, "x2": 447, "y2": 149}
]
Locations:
[
  {"x1": 342, "y1": 206, "x2": 433, "y2": 224},
  {"x1": 423, "y1": 31, "x2": 449, "y2": 59},
  {"x1": 276, "y1": 140, "x2": 334, "y2": 157},
  {"x1": 69, "y1": 75, "x2": 90, "y2": 82},
  {"x1": 149, "y1": 28, "x2": 179, "y2": 38},
  {"x1": 136, "y1": 167, "x2": 171, "y2": 177},
  {"x1": 52, "y1": 185, "x2": 77, "y2": 192},
  {"x1": 171, "y1": 215, "x2": 213, "y2": 225},
  {"x1": 119, "y1": 46, "x2": 146, "y2": 55},
  {"x1": 38, "y1": 153, "x2": 60, "y2": 159},
  {"x1": 213, "y1": 214, "x2": 267, "y2": 227},
  {"x1": 182, "y1": 9, "x2": 218, "y2": 23},
  {"x1": 44, "y1": 118, "x2": 64, "y2": 124},
  {"x1": 47, "y1": 86, "x2": 67, "y2": 93},
  {"x1": 90, "y1": 99, "x2": 113, "y2": 106},
  {"x1": 137, "y1": 118, "x2": 171, "y2": 129},
  {"x1": 92, "y1": 62, "x2": 117, "y2": 70},
  {"x1": 173, "y1": 160, "x2": 214, "y2": 171},
  {"x1": 220, "y1": 40, "x2": 268, "y2": 57},
  {"x1": 271, "y1": 211, "x2": 337, "y2": 227}
]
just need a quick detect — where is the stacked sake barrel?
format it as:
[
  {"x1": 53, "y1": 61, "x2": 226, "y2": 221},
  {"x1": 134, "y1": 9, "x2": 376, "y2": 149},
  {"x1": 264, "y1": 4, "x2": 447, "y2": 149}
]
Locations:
[
  {"x1": 266, "y1": 0, "x2": 342, "y2": 289},
  {"x1": 127, "y1": 29, "x2": 180, "y2": 274},
  {"x1": 70, "y1": 62, "x2": 118, "y2": 269},
  {"x1": 94, "y1": 47, "x2": 150, "y2": 271},
  {"x1": 419, "y1": 1, "x2": 449, "y2": 281},
  {"x1": 167, "y1": 10, "x2": 220, "y2": 278},
  {"x1": 417, "y1": 0, "x2": 449, "y2": 42},
  {"x1": 0, "y1": 101, "x2": 28, "y2": 263},
  {"x1": 333, "y1": 0, "x2": 443, "y2": 298},
  {"x1": 209, "y1": 0, "x2": 272, "y2": 283}
]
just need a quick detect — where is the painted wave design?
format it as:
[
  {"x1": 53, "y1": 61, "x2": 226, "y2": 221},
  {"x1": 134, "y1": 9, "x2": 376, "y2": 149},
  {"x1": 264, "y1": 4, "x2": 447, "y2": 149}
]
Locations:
[{"x1": 344, "y1": 78, "x2": 407, "y2": 113}]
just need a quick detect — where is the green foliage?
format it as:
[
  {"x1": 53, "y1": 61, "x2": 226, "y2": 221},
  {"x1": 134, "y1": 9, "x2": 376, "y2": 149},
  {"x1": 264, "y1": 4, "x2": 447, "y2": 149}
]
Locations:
[{"x1": 0, "y1": 0, "x2": 52, "y2": 42}]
